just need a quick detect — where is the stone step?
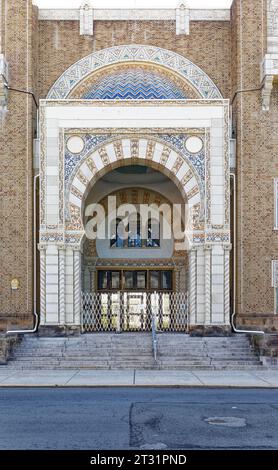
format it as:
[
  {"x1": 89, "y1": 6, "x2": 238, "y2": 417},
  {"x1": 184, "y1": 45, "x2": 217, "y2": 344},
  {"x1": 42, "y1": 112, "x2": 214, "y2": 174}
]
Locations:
[
  {"x1": 16, "y1": 344, "x2": 253, "y2": 350},
  {"x1": 7, "y1": 333, "x2": 263, "y2": 371},
  {"x1": 5, "y1": 364, "x2": 265, "y2": 371}
]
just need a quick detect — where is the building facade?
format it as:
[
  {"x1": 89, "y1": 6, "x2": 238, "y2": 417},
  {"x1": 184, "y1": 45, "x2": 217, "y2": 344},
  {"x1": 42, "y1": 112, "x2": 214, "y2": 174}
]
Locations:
[{"x1": 0, "y1": 0, "x2": 278, "y2": 335}]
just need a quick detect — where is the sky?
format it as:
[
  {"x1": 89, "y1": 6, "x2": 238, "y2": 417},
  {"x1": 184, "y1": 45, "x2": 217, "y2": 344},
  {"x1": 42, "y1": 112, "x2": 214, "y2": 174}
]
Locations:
[{"x1": 34, "y1": 1, "x2": 233, "y2": 9}]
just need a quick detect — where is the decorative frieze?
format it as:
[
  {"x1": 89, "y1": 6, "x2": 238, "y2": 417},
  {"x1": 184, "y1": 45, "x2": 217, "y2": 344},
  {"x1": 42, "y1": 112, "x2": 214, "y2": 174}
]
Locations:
[{"x1": 47, "y1": 45, "x2": 223, "y2": 100}]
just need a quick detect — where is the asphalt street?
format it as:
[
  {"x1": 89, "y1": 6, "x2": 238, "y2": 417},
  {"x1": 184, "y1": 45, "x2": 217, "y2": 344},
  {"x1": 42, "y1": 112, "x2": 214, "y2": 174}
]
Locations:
[{"x1": 0, "y1": 388, "x2": 278, "y2": 450}]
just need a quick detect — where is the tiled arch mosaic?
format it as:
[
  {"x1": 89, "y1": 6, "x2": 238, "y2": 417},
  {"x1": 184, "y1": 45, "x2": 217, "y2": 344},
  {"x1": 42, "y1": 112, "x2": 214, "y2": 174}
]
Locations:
[
  {"x1": 70, "y1": 64, "x2": 197, "y2": 100},
  {"x1": 66, "y1": 137, "x2": 203, "y2": 233},
  {"x1": 80, "y1": 67, "x2": 187, "y2": 100},
  {"x1": 47, "y1": 45, "x2": 223, "y2": 100}
]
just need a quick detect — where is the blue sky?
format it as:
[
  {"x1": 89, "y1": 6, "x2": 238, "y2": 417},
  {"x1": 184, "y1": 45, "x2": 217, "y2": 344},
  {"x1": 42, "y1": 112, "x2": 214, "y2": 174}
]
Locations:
[{"x1": 34, "y1": 1, "x2": 233, "y2": 9}]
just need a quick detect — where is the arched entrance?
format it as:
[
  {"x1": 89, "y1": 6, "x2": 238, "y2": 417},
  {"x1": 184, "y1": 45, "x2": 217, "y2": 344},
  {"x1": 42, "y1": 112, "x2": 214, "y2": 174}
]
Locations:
[
  {"x1": 61, "y1": 137, "x2": 203, "y2": 332},
  {"x1": 39, "y1": 45, "x2": 231, "y2": 334},
  {"x1": 81, "y1": 165, "x2": 190, "y2": 333}
]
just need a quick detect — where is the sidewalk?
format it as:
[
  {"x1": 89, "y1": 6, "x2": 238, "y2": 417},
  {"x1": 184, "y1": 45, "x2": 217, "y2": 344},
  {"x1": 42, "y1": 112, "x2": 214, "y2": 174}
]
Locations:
[{"x1": 0, "y1": 368, "x2": 278, "y2": 387}]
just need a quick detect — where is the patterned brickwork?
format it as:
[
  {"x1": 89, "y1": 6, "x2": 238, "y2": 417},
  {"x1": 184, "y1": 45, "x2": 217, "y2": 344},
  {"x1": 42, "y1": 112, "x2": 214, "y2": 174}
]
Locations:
[
  {"x1": 37, "y1": 19, "x2": 231, "y2": 99},
  {"x1": 231, "y1": 0, "x2": 278, "y2": 320},
  {"x1": 0, "y1": 1, "x2": 36, "y2": 328}
]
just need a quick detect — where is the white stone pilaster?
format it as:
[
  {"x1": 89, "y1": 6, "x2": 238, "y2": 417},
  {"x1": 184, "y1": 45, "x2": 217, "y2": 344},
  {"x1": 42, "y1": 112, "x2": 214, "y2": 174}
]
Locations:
[
  {"x1": 196, "y1": 246, "x2": 206, "y2": 325},
  {"x1": 176, "y1": 3, "x2": 190, "y2": 35},
  {"x1": 211, "y1": 245, "x2": 226, "y2": 325},
  {"x1": 73, "y1": 248, "x2": 82, "y2": 325},
  {"x1": 65, "y1": 248, "x2": 74, "y2": 324},
  {"x1": 45, "y1": 245, "x2": 59, "y2": 324},
  {"x1": 224, "y1": 245, "x2": 231, "y2": 324},
  {"x1": 58, "y1": 246, "x2": 66, "y2": 325},
  {"x1": 39, "y1": 246, "x2": 46, "y2": 325},
  {"x1": 80, "y1": 1, "x2": 94, "y2": 36},
  {"x1": 204, "y1": 246, "x2": 212, "y2": 325},
  {"x1": 189, "y1": 248, "x2": 197, "y2": 325}
]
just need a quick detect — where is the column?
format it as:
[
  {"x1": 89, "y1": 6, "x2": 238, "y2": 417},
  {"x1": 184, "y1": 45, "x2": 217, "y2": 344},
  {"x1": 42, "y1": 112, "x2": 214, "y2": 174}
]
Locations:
[
  {"x1": 211, "y1": 245, "x2": 225, "y2": 324},
  {"x1": 65, "y1": 248, "x2": 74, "y2": 324},
  {"x1": 189, "y1": 248, "x2": 197, "y2": 325},
  {"x1": 204, "y1": 245, "x2": 212, "y2": 325},
  {"x1": 196, "y1": 247, "x2": 205, "y2": 324},
  {"x1": 45, "y1": 245, "x2": 59, "y2": 324},
  {"x1": 39, "y1": 245, "x2": 46, "y2": 325},
  {"x1": 224, "y1": 245, "x2": 231, "y2": 324},
  {"x1": 73, "y1": 248, "x2": 82, "y2": 326},
  {"x1": 58, "y1": 246, "x2": 66, "y2": 325}
]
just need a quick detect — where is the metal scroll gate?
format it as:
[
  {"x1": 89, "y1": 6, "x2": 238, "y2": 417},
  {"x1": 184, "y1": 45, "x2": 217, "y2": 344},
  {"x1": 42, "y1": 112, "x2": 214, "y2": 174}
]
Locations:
[{"x1": 81, "y1": 292, "x2": 188, "y2": 333}]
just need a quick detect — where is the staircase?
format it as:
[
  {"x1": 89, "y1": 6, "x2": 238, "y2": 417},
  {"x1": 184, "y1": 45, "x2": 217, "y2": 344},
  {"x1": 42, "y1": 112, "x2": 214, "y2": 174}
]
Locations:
[{"x1": 4, "y1": 333, "x2": 264, "y2": 370}]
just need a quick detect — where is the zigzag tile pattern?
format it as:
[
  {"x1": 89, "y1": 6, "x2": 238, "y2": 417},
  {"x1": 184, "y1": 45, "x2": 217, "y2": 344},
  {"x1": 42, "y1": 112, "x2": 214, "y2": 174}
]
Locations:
[
  {"x1": 83, "y1": 68, "x2": 187, "y2": 100},
  {"x1": 47, "y1": 45, "x2": 222, "y2": 99}
]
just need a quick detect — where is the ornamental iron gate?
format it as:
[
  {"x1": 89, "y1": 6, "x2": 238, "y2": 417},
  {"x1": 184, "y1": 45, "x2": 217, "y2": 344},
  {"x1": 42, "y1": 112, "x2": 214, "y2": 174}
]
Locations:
[{"x1": 81, "y1": 291, "x2": 188, "y2": 333}]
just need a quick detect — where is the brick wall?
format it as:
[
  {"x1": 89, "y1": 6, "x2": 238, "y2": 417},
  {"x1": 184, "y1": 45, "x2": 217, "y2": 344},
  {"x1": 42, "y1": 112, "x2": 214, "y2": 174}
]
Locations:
[
  {"x1": 37, "y1": 19, "x2": 232, "y2": 99},
  {"x1": 231, "y1": 0, "x2": 278, "y2": 322},
  {"x1": 0, "y1": 1, "x2": 37, "y2": 330}
]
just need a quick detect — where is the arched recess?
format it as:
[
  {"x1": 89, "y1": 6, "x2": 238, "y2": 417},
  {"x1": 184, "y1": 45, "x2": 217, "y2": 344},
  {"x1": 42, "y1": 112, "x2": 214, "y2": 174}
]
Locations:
[
  {"x1": 83, "y1": 186, "x2": 177, "y2": 260},
  {"x1": 66, "y1": 137, "x2": 203, "y2": 244},
  {"x1": 47, "y1": 44, "x2": 223, "y2": 100}
]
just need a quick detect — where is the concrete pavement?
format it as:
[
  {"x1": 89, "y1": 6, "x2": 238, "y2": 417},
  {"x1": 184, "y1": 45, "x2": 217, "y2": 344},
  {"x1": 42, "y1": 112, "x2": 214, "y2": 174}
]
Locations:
[{"x1": 0, "y1": 368, "x2": 278, "y2": 387}]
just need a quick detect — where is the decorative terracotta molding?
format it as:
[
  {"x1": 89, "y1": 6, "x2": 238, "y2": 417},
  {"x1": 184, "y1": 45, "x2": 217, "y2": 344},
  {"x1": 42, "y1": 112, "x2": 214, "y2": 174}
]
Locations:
[{"x1": 47, "y1": 45, "x2": 223, "y2": 100}]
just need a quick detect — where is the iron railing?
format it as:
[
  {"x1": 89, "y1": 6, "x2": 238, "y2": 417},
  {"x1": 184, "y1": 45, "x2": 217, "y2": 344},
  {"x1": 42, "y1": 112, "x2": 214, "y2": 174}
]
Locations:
[{"x1": 82, "y1": 291, "x2": 188, "y2": 334}]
